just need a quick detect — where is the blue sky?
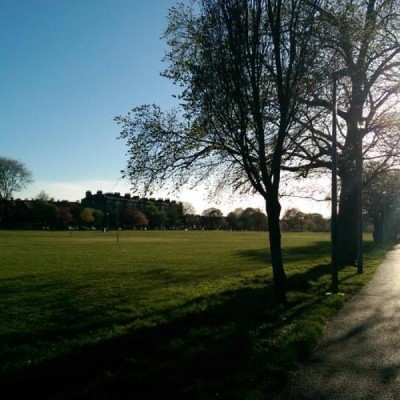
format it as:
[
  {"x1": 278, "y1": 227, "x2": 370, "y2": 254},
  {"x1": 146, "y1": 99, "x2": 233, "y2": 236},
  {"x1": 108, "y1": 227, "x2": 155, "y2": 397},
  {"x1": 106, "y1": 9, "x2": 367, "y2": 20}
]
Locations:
[
  {"x1": 0, "y1": 0, "x2": 328, "y2": 215},
  {"x1": 1, "y1": 1, "x2": 184, "y2": 196},
  {"x1": 1, "y1": 0, "x2": 178, "y2": 180}
]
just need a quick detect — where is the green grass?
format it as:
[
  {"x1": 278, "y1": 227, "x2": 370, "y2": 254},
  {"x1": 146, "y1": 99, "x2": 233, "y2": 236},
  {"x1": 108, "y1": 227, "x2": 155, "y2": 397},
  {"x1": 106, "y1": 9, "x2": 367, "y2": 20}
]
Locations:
[{"x1": 0, "y1": 230, "x2": 389, "y2": 398}]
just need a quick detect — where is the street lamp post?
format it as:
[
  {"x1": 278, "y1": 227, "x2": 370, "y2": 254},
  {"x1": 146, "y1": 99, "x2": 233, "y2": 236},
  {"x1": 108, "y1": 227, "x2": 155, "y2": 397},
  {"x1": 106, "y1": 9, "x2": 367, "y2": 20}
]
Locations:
[
  {"x1": 331, "y1": 73, "x2": 339, "y2": 293},
  {"x1": 382, "y1": 191, "x2": 387, "y2": 244},
  {"x1": 356, "y1": 121, "x2": 365, "y2": 274}
]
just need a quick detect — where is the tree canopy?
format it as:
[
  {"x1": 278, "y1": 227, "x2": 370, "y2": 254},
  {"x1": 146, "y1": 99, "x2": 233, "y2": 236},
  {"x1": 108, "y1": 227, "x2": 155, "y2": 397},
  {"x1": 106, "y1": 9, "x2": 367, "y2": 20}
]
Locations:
[
  {"x1": 0, "y1": 157, "x2": 33, "y2": 200},
  {"x1": 363, "y1": 165, "x2": 400, "y2": 244},
  {"x1": 117, "y1": 0, "x2": 321, "y2": 303},
  {"x1": 116, "y1": 0, "x2": 400, "y2": 300},
  {"x1": 285, "y1": 0, "x2": 400, "y2": 264}
]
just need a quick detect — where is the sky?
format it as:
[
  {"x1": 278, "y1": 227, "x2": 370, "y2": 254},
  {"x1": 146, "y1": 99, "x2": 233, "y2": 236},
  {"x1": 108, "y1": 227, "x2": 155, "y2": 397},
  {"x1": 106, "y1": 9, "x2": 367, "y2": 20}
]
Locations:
[{"x1": 0, "y1": 0, "x2": 330, "y2": 216}]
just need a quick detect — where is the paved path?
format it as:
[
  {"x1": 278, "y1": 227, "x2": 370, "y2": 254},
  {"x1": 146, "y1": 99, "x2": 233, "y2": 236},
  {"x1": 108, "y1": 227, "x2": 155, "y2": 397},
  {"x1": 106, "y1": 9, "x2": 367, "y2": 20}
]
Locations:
[{"x1": 276, "y1": 244, "x2": 400, "y2": 399}]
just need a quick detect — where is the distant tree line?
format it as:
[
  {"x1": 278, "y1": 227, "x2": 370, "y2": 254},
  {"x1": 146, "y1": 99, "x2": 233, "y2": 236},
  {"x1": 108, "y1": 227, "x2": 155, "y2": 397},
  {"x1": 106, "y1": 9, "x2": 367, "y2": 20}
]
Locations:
[
  {"x1": 183, "y1": 207, "x2": 269, "y2": 231},
  {"x1": 0, "y1": 199, "x2": 81, "y2": 230},
  {"x1": 0, "y1": 196, "x2": 329, "y2": 232},
  {"x1": 0, "y1": 198, "x2": 269, "y2": 231},
  {"x1": 2, "y1": 187, "x2": 399, "y2": 239},
  {"x1": 1, "y1": 154, "x2": 399, "y2": 238},
  {"x1": 280, "y1": 209, "x2": 330, "y2": 232},
  {"x1": 0, "y1": 199, "x2": 183, "y2": 231}
]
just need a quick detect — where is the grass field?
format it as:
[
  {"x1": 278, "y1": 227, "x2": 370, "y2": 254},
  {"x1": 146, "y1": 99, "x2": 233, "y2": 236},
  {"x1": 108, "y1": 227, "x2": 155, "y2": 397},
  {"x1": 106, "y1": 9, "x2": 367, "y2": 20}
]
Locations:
[{"x1": 0, "y1": 230, "x2": 389, "y2": 398}]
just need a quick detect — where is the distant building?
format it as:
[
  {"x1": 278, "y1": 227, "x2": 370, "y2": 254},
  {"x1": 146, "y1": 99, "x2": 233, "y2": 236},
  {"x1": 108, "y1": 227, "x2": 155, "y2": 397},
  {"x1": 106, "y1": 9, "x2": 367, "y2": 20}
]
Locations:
[
  {"x1": 81, "y1": 190, "x2": 183, "y2": 229},
  {"x1": 0, "y1": 191, "x2": 183, "y2": 230}
]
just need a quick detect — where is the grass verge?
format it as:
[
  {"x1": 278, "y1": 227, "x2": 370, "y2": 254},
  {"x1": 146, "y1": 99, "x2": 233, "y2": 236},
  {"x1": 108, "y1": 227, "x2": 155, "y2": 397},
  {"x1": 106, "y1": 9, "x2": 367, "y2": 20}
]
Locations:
[{"x1": 0, "y1": 230, "x2": 389, "y2": 398}]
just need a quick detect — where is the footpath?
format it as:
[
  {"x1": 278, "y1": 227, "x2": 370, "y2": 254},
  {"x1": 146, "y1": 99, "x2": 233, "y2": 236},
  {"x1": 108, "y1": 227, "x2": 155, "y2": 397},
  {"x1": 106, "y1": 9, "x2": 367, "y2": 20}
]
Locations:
[{"x1": 276, "y1": 244, "x2": 400, "y2": 400}]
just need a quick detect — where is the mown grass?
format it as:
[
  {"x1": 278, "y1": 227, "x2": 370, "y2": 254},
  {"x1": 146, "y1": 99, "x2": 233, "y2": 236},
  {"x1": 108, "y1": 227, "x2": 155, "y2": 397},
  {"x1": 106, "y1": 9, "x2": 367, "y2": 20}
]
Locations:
[{"x1": 0, "y1": 230, "x2": 389, "y2": 398}]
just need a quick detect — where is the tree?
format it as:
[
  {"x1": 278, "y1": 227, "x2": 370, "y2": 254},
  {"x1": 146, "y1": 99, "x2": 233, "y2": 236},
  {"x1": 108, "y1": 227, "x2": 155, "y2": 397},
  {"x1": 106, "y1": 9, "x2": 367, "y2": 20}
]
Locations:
[
  {"x1": 226, "y1": 208, "x2": 244, "y2": 230},
  {"x1": 363, "y1": 167, "x2": 400, "y2": 244},
  {"x1": 116, "y1": 0, "x2": 320, "y2": 303},
  {"x1": 132, "y1": 208, "x2": 149, "y2": 228},
  {"x1": 281, "y1": 208, "x2": 306, "y2": 231},
  {"x1": 69, "y1": 204, "x2": 82, "y2": 227},
  {"x1": 0, "y1": 157, "x2": 33, "y2": 200},
  {"x1": 80, "y1": 208, "x2": 95, "y2": 226},
  {"x1": 144, "y1": 204, "x2": 166, "y2": 229},
  {"x1": 166, "y1": 202, "x2": 183, "y2": 228},
  {"x1": 33, "y1": 200, "x2": 58, "y2": 229},
  {"x1": 36, "y1": 190, "x2": 51, "y2": 201},
  {"x1": 182, "y1": 202, "x2": 197, "y2": 229},
  {"x1": 280, "y1": 208, "x2": 329, "y2": 231},
  {"x1": 202, "y1": 207, "x2": 225, "y2": 229},
  {"x1": 0, "y1": 199, "x2": 33, "y2": 229},
  {"x1": 182, "y1": 202, "x2": 196, "y2": 216},
  {"x1": 92, "y1": 209, "x2": 104, "y2": 229},
  {"x1": 253, "y1": 209, "x2": 268, "y2": 231},
  {"x1": 58, "y1": 205, "x2": 73, "y2": 228},
  {"x1": 239, "y1": 207, "x2": 268, "y2": 230},
  {"x1": 286, "y1": 0, "x2": 400, "y2": 264},
  {"x1": 305, "y1": 213, "x2": 329, "y2": 232},
  {"x1": 122, "y1": 207, "x2": 149, "y2": 229}
]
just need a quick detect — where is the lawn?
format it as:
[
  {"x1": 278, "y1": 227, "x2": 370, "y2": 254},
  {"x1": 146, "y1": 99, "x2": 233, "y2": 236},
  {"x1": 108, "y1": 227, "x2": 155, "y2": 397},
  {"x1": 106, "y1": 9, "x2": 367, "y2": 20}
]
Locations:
[{"x1": 0, "y1": 230, "x2": 388, "y2": 398}]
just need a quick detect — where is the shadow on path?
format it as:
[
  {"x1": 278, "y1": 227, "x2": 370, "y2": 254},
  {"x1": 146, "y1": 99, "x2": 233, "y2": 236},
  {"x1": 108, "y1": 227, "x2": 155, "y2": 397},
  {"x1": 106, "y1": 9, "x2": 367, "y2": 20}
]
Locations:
[{"x1": 275, "y1": 245, "x2": 400, "y2": 400}]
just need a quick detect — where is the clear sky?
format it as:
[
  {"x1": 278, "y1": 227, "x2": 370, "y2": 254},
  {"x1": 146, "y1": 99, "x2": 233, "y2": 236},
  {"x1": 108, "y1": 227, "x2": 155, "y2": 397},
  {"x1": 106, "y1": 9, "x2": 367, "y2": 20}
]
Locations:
[{"x1": 0, "y1": 0, "x2": 329, "y2": 216}]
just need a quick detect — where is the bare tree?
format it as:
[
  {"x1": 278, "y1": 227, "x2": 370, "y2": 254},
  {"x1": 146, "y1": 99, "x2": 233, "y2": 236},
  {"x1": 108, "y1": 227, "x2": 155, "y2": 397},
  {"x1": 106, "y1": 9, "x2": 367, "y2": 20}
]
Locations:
[
  {"x1": 0, "y1": 156, "x2": 33, "y2": 200},
  {"x1": 363, "y1": 164, "x2": 400, "y2": 244},
  {"x1": 116, "y1": 0, "x2": 320, "y2": 303},
  {"x1": 284, "y1": 0, "x2": 400, "y2": 264},
  {"x1": 36, "y1": 190, "x2": 51, "y2": 201}
]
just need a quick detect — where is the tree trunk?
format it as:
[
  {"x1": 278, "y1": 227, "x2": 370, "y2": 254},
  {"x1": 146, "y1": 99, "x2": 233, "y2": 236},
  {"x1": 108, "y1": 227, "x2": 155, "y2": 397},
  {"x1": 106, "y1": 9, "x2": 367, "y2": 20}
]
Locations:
[
  {"x1": 338, "y1": 171, "x2": 358, "y2": 265},
  {"x1": 383, "y1": 207, "x2": 397, "y2": 244},
  {"x1": 338, "y1": 112, "x2": 363, "y2": 266},
  {"x1": 372, "y1": 218, "x2": 383, "y2": 245},
  {"x1": 266, "y1": 197, "x2": 287, "y2": 304}
]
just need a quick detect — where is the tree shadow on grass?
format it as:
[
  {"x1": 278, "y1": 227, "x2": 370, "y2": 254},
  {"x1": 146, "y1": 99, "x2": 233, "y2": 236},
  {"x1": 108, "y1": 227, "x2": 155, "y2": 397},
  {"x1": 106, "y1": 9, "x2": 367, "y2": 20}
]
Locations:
[
  {"x1": 236, "y1": 241, "x2": 332, "y2": 293},
  {"x1": 0, "y1": 278, "x2": 329, "y2": 400},
  {"x1": 236, "y1": 240, "x2": 331, "y2": 263},
  {"x1": 2, "y1": 240, "x2": 377, "y2": 399},
  {"x1": 237, "y1": 239, "x2": 379, "y2": 293}
]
